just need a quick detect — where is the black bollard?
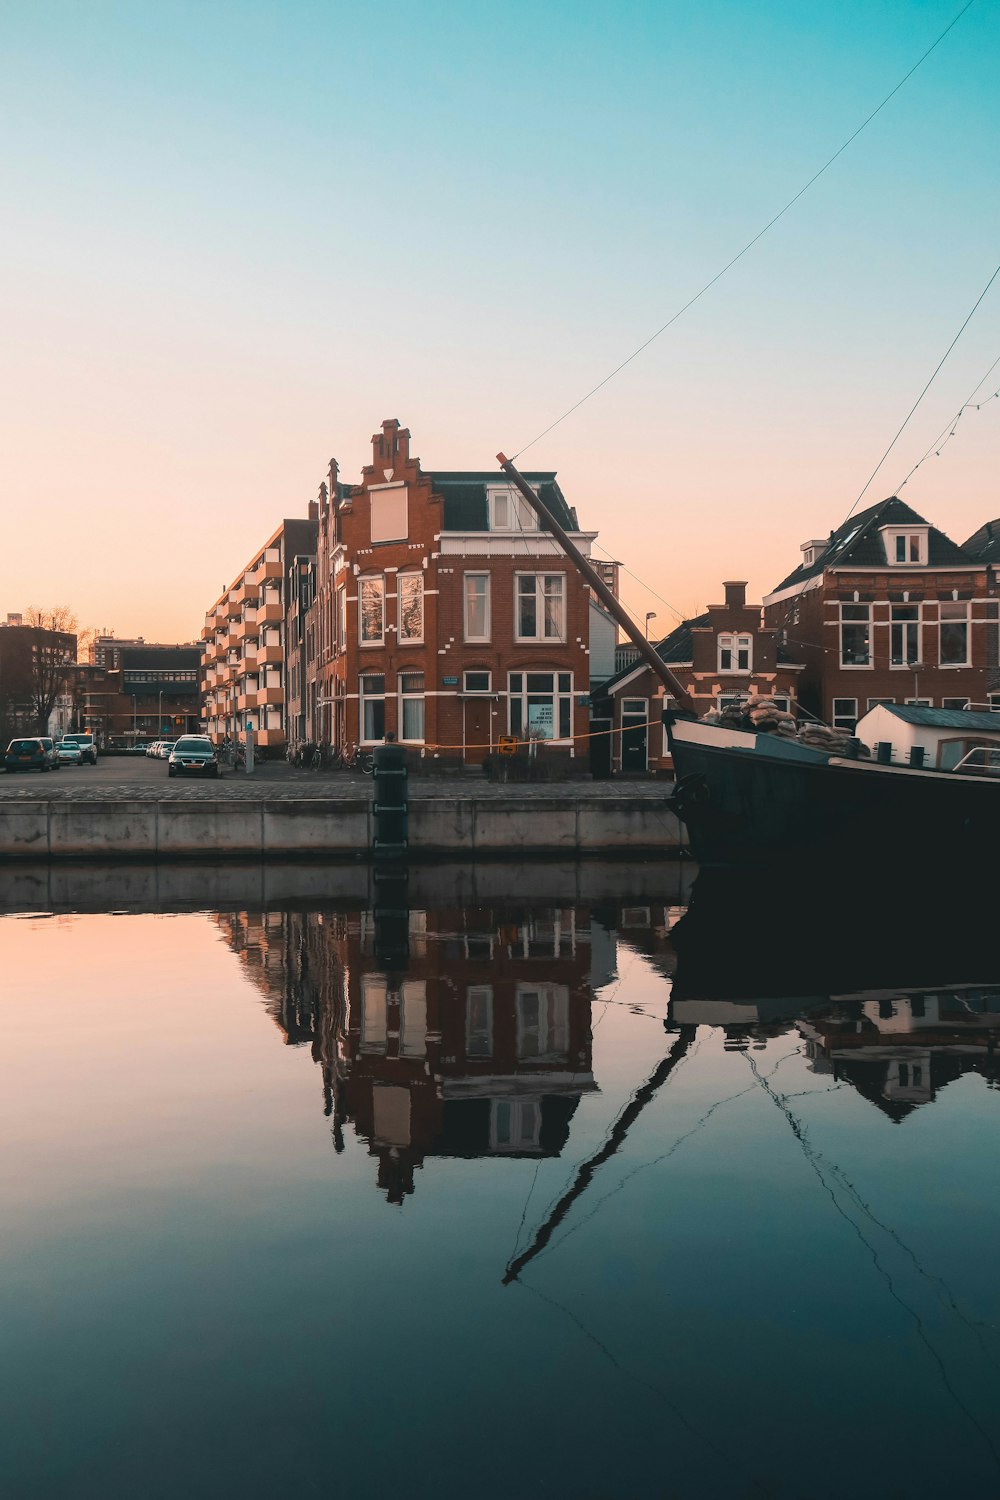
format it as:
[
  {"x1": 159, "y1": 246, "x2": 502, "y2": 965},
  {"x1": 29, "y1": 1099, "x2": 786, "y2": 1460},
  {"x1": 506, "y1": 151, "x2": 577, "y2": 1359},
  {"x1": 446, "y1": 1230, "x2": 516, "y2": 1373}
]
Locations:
[{"x1": 372, "y1": 742, "x2": 409, "y2": 857}]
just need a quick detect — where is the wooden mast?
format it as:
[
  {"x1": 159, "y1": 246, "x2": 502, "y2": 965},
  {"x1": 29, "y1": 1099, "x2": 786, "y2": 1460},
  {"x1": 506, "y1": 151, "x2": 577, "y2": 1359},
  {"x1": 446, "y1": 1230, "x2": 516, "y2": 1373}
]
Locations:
[{"x1": 496, "y1": 453, "x2": 695, "y2": 714}]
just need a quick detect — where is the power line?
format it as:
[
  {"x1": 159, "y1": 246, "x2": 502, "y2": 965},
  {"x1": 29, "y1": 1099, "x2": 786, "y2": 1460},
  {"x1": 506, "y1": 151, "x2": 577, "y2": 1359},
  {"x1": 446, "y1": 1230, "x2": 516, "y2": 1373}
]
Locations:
[
  {"x1": 844, "y1": 257, "x2": 1000, "y2": 521},
  {"x1": 897, "y1": 351, "x2": 1000, "y2": 491},
  {"x1": 510, "y1": 0, "x2": 978, "y2": 461}
]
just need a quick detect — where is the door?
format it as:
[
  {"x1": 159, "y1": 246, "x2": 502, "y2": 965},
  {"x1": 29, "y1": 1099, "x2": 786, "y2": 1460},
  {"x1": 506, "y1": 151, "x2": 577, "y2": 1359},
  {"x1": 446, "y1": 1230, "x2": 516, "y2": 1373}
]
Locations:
[{"x1": 620, "y1": 698, "x2": 648, "y2": 773}]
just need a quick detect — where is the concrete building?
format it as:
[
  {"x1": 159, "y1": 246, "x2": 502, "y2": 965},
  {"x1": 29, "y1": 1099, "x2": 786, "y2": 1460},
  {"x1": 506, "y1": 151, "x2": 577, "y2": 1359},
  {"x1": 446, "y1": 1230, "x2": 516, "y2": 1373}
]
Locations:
[
  {"x1": 307, "y1": 418, "x2": 598, "y2": 767},
  {"x1": 75, "y1": 644, "x2": 203, "y2": 744},
  {"x1": 762, "y1": 497, "x2": 1000, "y2": 731},
  {"x1": 201, "y1": 515, "x2": 317, "y2": 753}
]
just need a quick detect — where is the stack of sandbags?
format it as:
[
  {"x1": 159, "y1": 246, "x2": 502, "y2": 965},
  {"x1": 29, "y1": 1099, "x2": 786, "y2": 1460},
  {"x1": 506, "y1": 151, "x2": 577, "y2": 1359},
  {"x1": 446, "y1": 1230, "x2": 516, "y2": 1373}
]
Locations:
[
  {"x1": 796, "y1": 722, "x2": 855, "y2": 754},
  {"x1": 746, "y1": 698, "x2": 798, "y2": 738}
]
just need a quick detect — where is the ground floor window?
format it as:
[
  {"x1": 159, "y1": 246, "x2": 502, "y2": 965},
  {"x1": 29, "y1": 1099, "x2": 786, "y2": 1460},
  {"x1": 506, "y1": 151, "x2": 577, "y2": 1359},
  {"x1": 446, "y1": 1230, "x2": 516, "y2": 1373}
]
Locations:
[
  {"x1": 399, "y1": 671, "x2": 425, "y2": 742},
  {"x1": 832, "y1": 698, "x2": 857, "y2": 731},
  {"x1": 509, "y1": 671, "x2": 573, "y2": 741},
  {"x1": 360, "y1": 674, "x2": 385, "y2": 742}
]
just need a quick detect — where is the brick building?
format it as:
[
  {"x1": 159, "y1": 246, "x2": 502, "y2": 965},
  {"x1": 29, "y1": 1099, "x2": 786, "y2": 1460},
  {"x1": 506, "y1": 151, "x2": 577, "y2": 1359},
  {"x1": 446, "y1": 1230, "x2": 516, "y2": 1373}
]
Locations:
[
  {"x1": 594, "y1": 580, "x2": 804, "y2": 773},
  {"x1": 201, "y1": 515, "x2": 317, "y2": 753},
  {"x1": 307, "y1": 419, "x2": 597, "y2": 766},
  {"x1": 762, "y1": 497, "x2": 999, "y2": 731},
  {"x1": 75, "y1": 644, "x2": 203, "y2": 744},
  {"x1": 0, "y1": 616, "x2": 77, "y2": 738}
]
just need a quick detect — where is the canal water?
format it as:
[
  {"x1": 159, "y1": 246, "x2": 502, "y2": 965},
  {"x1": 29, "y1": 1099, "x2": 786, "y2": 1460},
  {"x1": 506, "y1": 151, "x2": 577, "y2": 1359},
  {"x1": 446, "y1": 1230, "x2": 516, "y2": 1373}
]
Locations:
[{"x1": 2, "y1": 868, "x2": 999, "y2": 1499}]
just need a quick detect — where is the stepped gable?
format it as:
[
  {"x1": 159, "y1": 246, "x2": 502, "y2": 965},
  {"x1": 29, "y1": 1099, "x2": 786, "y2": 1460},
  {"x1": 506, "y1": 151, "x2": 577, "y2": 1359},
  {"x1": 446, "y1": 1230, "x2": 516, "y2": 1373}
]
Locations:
[
  {"x1": 963, "y1": 517, "x2": 1000, "y2": 564},
  {"x1": 770, "y1": 496, "x2": 975, "y2": 594}
]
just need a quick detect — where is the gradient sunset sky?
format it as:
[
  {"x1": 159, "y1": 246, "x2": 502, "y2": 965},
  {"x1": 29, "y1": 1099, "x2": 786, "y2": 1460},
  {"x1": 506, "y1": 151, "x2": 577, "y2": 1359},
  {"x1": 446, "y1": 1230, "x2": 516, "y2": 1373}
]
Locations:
[{"x1": 2, "y1": 0, "x2": 997, "y2": 642}]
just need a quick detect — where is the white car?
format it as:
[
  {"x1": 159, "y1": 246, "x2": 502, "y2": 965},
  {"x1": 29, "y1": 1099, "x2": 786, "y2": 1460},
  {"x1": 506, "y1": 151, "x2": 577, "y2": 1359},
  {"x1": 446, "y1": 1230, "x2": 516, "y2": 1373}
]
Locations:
[
  {"x1": 146, "y1": 741, "x2": 163, "y2": 758},
  {"x1": 56, "y1": 740, "x2": 83, "y2": 766},
  {"x1": 60, "y1": 733, "x2": 97, "y2": 765}
]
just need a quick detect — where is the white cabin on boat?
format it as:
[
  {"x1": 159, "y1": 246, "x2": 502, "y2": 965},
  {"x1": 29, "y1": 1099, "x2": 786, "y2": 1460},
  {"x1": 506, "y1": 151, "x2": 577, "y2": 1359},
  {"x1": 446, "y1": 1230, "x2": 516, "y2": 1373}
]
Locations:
[{"x1": 854, "y1": 702, "x2": 1000, "y2": 770}]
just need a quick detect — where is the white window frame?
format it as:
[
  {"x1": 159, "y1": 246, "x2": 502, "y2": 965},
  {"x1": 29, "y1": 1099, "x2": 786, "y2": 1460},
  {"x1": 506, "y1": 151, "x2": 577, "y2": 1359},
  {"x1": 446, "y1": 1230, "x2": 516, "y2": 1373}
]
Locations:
[
  {"x1": 463, "y1": 669, "x2": 492, "y2": 694},
  {"x1": 515, "y1": 572, "x2": 566, "y2": 643},
  {"x1": 832, "y1": 697, "x2": 858, "y2": 730},
  {"x1": 939, "y1": 601, "x2": 970, "y2": 667},
  {"x1": 489, "y1": 485, "x2": 538, "y2": 533},
  {"x1": 942, "y1": 696, "x2": 971, "y2": 710},
  {"x1": 360, "y1": 974, "x2": 388, "y2": 1053},
  {"x1": 359, "y1": 576, "x2": 384, "y2": 646},
  {"x1": 465, "y1": 986, "x2": 494, "y2": 1059},
  {"x1": 718, "y1": 633, "x2": 752, "y2": 672},
  {"x1": 840, "y1": 604, "x2": 871, "y2": 668},
  {"x1": 887, "y1": 530, "x2": 927, "y2": 565},
  {"x1": 359, "y1": 673, "x2": 386, "y2": 744},
  {"x1": 463, "y1": 572, "x2": 491, "y2": 643},
  {"x1": 397, "y1": 571, "x2": 424, "y2": 645},
  {"x1": 890, "y1": 604, "x2": 921, "y2": 667},
  {"x1": 337, "y1": 585, "x2": 347, "y2": 653},
  {"x1": 398, "y1": 670, "x2": 425, "y2": 744},
  {"x1": 369, "y1": 482, "x2": 408, "y2": 544},
  {"x1": 508, "y1": 671, "x2": 574, "y2": 743},
  {"x1": 516, "y1": 983, "x2": 570, "y2": 1062}
]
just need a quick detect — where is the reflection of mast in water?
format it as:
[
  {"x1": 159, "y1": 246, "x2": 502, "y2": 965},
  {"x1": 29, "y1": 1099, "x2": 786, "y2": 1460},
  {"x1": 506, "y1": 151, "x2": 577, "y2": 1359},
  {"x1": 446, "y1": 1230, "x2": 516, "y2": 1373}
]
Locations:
[{"x1": 503, "y1": 1026, "x2": 696, "y2": 1285}]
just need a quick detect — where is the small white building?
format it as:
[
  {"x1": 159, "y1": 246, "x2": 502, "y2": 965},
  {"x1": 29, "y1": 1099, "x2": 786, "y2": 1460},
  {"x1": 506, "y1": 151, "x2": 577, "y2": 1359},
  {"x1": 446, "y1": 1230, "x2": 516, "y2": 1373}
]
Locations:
[{"x1": 855, "y1": 702, "x2": 1000, "y2": 770}]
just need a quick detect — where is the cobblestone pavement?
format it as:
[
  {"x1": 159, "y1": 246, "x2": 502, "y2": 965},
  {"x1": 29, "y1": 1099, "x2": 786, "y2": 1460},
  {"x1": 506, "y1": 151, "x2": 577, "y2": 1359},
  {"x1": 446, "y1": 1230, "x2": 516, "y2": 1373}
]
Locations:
[{"x1": 0, "y1": 757, "x2": 671, "y2": 802}]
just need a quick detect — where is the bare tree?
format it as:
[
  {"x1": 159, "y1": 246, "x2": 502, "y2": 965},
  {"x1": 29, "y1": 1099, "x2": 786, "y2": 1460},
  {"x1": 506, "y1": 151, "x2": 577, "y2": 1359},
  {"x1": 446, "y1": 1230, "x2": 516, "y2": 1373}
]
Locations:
[{"x1": 22, "y1": 606, "x2": 78, "y2": 734}]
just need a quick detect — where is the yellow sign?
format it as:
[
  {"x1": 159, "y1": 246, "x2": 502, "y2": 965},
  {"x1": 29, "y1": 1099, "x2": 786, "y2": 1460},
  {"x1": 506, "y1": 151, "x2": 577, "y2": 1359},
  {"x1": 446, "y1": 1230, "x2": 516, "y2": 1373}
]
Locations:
[{"x1": 498, "y1": 736, "x2": 518, "y2": 757}]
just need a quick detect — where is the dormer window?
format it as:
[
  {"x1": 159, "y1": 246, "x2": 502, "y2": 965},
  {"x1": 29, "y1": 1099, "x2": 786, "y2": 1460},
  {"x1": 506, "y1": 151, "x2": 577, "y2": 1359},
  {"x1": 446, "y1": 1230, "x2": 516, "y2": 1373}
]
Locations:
[
  {"x1": 718, "y1": 633, "x2": 752, "y2": 672},
  {"x1": 489, "y1": 485, "x2": 538, "y2": 532},
  {"x1": 882, "y1": 526, "x2": 928, "y2": 565}
]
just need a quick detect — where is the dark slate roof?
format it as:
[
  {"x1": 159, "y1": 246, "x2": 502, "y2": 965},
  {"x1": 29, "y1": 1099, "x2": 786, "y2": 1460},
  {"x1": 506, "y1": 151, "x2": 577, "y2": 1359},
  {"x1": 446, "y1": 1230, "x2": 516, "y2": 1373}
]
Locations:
[
  {"x1": 872, "y1": 703, "x2": 1000, "y2": 732},
  {"x1": 769, "y1": 497, "x2": 975, "y2": 594},
  {"x1": 596, "y1": 614, "x2": 706, "y2": 694},
  {"x1": 429, "y1": 471, "x2": 578, "y2": 531},
  {"x1": 963, "y1": 518, "x2": 1000, "y2": 564},
  {"x1": 120, "y1": 646, "x2": 201, "y2": 670}
]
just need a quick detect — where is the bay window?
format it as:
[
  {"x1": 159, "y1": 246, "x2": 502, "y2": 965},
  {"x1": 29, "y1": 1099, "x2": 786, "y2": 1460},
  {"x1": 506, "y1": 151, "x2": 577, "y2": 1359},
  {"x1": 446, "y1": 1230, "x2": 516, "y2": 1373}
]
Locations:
[
  {"x1": 398, "y1": 572, "x2": 424, "y2": 643},
  {"x1": 359, "y1": 673, "x2": 386, "y2": 742},
  {"x1": 399, "y1": 671, "x2": 425, "y2": 743},
  {"x1": 464, "y1": 573, "x2": 490, "y2": 642},
  {"x1": 509, "y1": 671, "x2": 573, "y2": 741},
  {"x1": 516, "y1": 573, "x2": 566, "y2": 641},
  {"x1": 359, "y1": 576, "x2": 384, "y2": 644},
  {"x1": 939, "y1": 601, "x2": 969, "y2": 665},
  {"x1": 890, "y1": 605, "x2": 920, "y2": 666}
]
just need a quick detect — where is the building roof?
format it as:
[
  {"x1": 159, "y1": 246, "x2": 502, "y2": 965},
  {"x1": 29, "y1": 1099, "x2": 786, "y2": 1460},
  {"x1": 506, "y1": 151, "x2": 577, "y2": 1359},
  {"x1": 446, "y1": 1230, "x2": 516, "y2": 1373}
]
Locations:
[
  {"x1": 120, "y1": 645, "x2": 202, "y2": 670},
  {"x1": 769, "y1": 497, "x2": 974, "y2": 594},
  {"x1": 963, "y1": 518, "x2": 1000, "y2": 564},
  {"x1": 596, "y1": 607, "x2": 802, "y2": 697},
  {"x1": 429, "y1": 472, "x2": 578, "y2": 531},
  {"x1": 868, "y1": 703, "x2": 1000, "y2": 733}
]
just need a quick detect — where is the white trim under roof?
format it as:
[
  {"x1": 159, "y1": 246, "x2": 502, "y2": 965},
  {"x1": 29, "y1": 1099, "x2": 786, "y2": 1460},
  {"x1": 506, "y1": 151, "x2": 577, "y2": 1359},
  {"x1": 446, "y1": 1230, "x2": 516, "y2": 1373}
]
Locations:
[
  {"x1": 439, "y1": 532, "x2": 596, "y2": 557},
  {"x1": 761, "y1": 573, "x2": 825, "y2": 607},
  {"x1": 607, "y1": 659, "x2": 691, "y2": 694}
]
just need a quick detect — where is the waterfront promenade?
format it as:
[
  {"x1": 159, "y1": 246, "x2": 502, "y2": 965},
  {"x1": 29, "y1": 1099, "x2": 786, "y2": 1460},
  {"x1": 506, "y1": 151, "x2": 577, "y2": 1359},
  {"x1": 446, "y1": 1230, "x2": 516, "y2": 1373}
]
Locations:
[{"x1": 0, "y1": 760, "x2": 682, "y2": 860}]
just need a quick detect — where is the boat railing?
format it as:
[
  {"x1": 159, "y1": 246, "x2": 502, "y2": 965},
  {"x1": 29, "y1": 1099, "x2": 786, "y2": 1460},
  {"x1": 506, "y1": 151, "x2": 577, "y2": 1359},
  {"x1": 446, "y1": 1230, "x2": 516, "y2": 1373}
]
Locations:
[{"x1": 952, "y1": 746, "x2": 1000, "y2": 778}]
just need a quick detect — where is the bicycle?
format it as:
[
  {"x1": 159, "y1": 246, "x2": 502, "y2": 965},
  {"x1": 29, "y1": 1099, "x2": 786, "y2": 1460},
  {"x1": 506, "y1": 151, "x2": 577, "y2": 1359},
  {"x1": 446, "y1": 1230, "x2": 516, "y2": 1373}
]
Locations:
[{"x1": 334, "y1": 742, "x2": 374, "y2": 774}]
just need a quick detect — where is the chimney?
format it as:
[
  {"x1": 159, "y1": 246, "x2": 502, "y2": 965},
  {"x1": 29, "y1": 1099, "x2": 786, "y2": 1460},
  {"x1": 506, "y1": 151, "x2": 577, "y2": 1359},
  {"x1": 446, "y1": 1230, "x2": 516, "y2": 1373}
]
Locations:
[
  {"x1": 308, "y1": 498, "x2": 319, "y2": 520},
  {"x1": 723, "y1": 581, "x2": 747, "y2": 610}
]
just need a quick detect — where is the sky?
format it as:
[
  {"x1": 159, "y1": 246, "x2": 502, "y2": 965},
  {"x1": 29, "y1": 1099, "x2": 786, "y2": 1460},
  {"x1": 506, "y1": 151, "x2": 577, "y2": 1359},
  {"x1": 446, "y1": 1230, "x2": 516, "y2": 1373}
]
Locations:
[{"x1": 1, "y1": 0, "x2": 997, "y2": 642}]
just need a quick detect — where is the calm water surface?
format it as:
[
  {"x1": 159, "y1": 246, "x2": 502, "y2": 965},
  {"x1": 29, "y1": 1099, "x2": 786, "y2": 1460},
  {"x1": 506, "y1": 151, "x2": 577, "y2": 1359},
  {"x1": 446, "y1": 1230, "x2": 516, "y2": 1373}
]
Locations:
[{"x1": 2, "y1": 871, "x2": 999, "y2": 1499}]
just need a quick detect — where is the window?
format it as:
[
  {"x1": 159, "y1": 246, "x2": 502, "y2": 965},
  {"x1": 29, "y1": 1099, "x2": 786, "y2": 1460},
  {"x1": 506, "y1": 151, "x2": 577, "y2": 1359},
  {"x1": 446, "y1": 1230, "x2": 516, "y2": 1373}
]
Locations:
[
  {"x1": 360, "y1": 975, "x2": 388, "y2": 1053},
  {"x1": 867, "y1": 698, "x2": 895, "y2": 711},
  {"x1": 516, "y1": 984, "x2": 569, "y2": 1061},
  {"x1": 360, "y1": 674, "x2": 386, "y2": 742},
  {"x1": 890, "y1": 605, "x2": 920, "y2": 666},
  {"x1": 509, "y1": 671, "x2": 573, "y2": 741},
  {"x1": 399, "y1": 671, "x2": 425, "y2": 742},
  {"x1": 490, "y1": 486, "x2": 537, "y2": 532},
  {"x1": 832, "y1": 698, "x2": 858, "y2": 731},
  {"x1": 939, "y1": 601, "x2": 969, "y2": 666},
  {"x1": 466, "y1": 987, "x2": 493, "y2": 1058},
  {"x1": 943, "y1": 697, "x2": 970, "y2": 710},
  {"x1": 337, "y1": 585, "x2": 346, "y2": 651},
  {"x1": 516, "y1": 573, "x2": 566, "y2": 641},
  {"x1": 370, "y1": 484, "x2": 407, "y2": 544},
  {"x1": 990, "y1": 695, "x2": 1000, "y2": 713},
  {"x1": 464, "y1": 573, "x2": 490, "y2": 642},
  {"x1": 490, "y1": 1098, "x2": 542, "y2": 1153},
  {"x1": 718, "y1": 692, "x2": 749, "y2": 712},
  {"x1": 398, "y1": 573, "x2": 423, "y2": 643},
  {"x1": 840, "y1": 604, "x2": 870, "y2": 666},
  {"x1": 399, "y1": 980, "x2": 427, "y2": 1058},
  {"x1": 887, "y1": 530, "x2": 927, "y2": 564},
  {"x1": 463, "y1": 670, "x2": 491, "y2": 693},
  {"x1": 718, "y1": 633, "x2": 752, "y2": 672},
  {"x1": 359, "y1": 576, "x2": 384, "y2": 644},
  {"x1": 905, "y1": 697, "x2": 931, "y2": 707}
]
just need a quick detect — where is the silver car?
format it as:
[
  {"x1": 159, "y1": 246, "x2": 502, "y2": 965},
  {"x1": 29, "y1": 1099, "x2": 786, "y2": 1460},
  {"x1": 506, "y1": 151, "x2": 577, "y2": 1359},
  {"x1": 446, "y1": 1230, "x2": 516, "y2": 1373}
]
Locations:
[{"x1": 168, "y1": 735, "x2": 220, "y2": 778}]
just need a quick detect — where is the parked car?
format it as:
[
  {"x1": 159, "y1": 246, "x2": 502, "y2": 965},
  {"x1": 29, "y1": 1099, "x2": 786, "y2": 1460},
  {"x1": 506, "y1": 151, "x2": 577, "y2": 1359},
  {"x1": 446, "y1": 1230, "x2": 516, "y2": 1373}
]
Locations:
[
  {"x1": 158, "y1": 740, "x2": 177, "y2": 759},
  {"x1": 60, "y1": 733, "x2": 97, "y2": 765},
  {"x1": 168, "y1": 735, "x2": 220, "y2": 778},
  {"x1": 56, "y1": 739, "x2": 83, "y2": 766},
  {"x1": 146, "y1": 741, "x2": 163, "y2": 758},
  {"x1": 5, "y1": 738, "x2": 55, "y2": 772},
  {"x1": 39, "y1": 737, "x2": 62, "y2": 770}
]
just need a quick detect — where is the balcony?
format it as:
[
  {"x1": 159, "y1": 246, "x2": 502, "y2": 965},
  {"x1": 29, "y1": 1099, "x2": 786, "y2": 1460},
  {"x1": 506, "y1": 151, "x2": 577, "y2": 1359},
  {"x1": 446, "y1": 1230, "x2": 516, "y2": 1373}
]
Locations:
[
  {"x1": 257, "y1": 600, "x2": 282, "y2": 624},
  {"x1": 256, "y1": 685, "x2": 284, "y2": 706},
  {"x1": 252, "y1": 556, "x2": 282, "y2": 583},
  {"x1": 225, "y1": 594, "x2": 241, "y2": 619},
  {"x1": 237, "y1": 692, "x2": 258, "y2": 712},
  {"x1": 257, "y1": 642, "x2": 283, "y2": 664}
]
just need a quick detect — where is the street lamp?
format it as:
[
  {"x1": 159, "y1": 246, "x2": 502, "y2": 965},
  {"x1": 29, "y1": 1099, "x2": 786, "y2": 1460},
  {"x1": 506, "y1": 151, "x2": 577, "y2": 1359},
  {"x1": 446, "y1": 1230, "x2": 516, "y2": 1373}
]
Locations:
[
  {"x1": 158, "y1": 689, "x2": 164, "y2": 734},
  {"x1": 645, "y1": 611, "x2": 657, "y2": 640}
]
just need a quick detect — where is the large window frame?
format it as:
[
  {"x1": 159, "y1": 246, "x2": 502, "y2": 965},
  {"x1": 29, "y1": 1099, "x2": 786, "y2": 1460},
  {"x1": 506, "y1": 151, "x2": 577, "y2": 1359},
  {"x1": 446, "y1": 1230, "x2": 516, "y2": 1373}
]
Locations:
[
  {"x1": 508, "y1": 671, "x2": 573, "y2": 742},
  {"x1": 832, "y1": 697, "x2": 858, "y2": 731},
  {"x1": 397, "y1": 572, "x2": 424, "y2": 645},
  {"x1": 359, "y1": 576, "x2": 385, "y2": 646},
  {"x1": 359, "y1": 673, "x2": 386, "y2": 744},
  {"x1": 890, "y1": 604, "x2": 920, "y2": 667},
  {"x1": 840, "y1": 604, "x2": 871, "y2": 667},
  {"x1": 398, "y1": 670, "x2": 425, "y2": 744},
  {"x1": 490, "y1": 486, "x2": 538, "y2": 533},
  {"x1": 464, "y1": 573, "x2": 491, "y2": 643},
  {"x1": 515, "y1": 572, "x2": 566, "y2": 643},
  {"x1": 939, "y1": 601, "x2": 969, "y2": 666},
  {"x1": 718, "y1": 633, "x2": 752, "y2": 672}
]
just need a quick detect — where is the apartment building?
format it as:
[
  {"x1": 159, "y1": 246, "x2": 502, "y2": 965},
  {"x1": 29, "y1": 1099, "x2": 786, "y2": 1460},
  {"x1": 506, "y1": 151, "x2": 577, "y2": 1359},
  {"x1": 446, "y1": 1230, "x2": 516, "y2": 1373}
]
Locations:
[
  {"x1": 201, "y1": 516, "x2": 317, "y2": 751},
  {"x1": 307, "y1": 418, "x2": 597, "y2": 766},
  {"x1": 762, "y1": 496, "x2": 1000, "y2": 730},
  {"x1": 76, "y1": 644, "x2": 202, "y2": 743}
]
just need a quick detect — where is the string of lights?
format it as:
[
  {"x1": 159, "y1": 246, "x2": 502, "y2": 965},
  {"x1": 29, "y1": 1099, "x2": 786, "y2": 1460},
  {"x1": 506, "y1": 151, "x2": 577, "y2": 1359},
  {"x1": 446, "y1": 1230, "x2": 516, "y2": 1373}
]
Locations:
[{"x1": 897, "y1": 352, "x2": 1000, "y2": 491}]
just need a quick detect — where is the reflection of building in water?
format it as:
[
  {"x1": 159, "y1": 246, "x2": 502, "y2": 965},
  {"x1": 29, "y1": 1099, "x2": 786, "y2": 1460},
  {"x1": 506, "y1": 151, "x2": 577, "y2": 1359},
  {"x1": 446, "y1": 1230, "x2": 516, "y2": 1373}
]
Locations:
[
  {"x1": 215, "y1": 905, "x2": 599, "y2": 1202},
  {"x1": 799, "y1": 988, "x2": 1000, "y2": 1120}
]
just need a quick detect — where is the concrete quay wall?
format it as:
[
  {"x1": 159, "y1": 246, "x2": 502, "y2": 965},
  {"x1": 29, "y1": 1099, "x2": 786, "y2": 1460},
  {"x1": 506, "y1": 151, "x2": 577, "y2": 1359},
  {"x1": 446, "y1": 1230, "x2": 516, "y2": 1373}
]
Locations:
[{"x1": 0, "y1": 793, "x2": 683, "y2": 862}]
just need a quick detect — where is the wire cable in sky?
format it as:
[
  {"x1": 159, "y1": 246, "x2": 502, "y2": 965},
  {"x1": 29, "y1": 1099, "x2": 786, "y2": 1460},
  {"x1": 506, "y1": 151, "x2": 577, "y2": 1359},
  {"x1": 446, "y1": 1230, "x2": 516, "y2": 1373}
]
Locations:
[
  {"x1": 843, "y1": 257, "x2": 1000, "y2": 521},
  {"x1": 897, "y1": 351, "x2": 1000, "y2": 490},
  {"x1": 510, "y1": 0, "x2": 978, "y2": 462}
]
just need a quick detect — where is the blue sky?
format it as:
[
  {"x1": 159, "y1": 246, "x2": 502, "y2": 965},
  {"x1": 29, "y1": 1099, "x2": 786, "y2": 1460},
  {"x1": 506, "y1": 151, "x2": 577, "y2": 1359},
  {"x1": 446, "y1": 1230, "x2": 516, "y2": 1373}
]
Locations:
[{"x1": 2, "y1": 0, "x2": 997, "y2": 634}]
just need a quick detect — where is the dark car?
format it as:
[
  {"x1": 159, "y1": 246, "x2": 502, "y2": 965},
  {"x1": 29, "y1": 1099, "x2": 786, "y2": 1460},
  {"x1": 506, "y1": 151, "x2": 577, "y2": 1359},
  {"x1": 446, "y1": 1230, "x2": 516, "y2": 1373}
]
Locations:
[
  {"x1": 168, "y1": 735, "x2": 220, "y2": 778},
  {"x1": 5, "y1": 738, "x2": 55, "y2": 772}
]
